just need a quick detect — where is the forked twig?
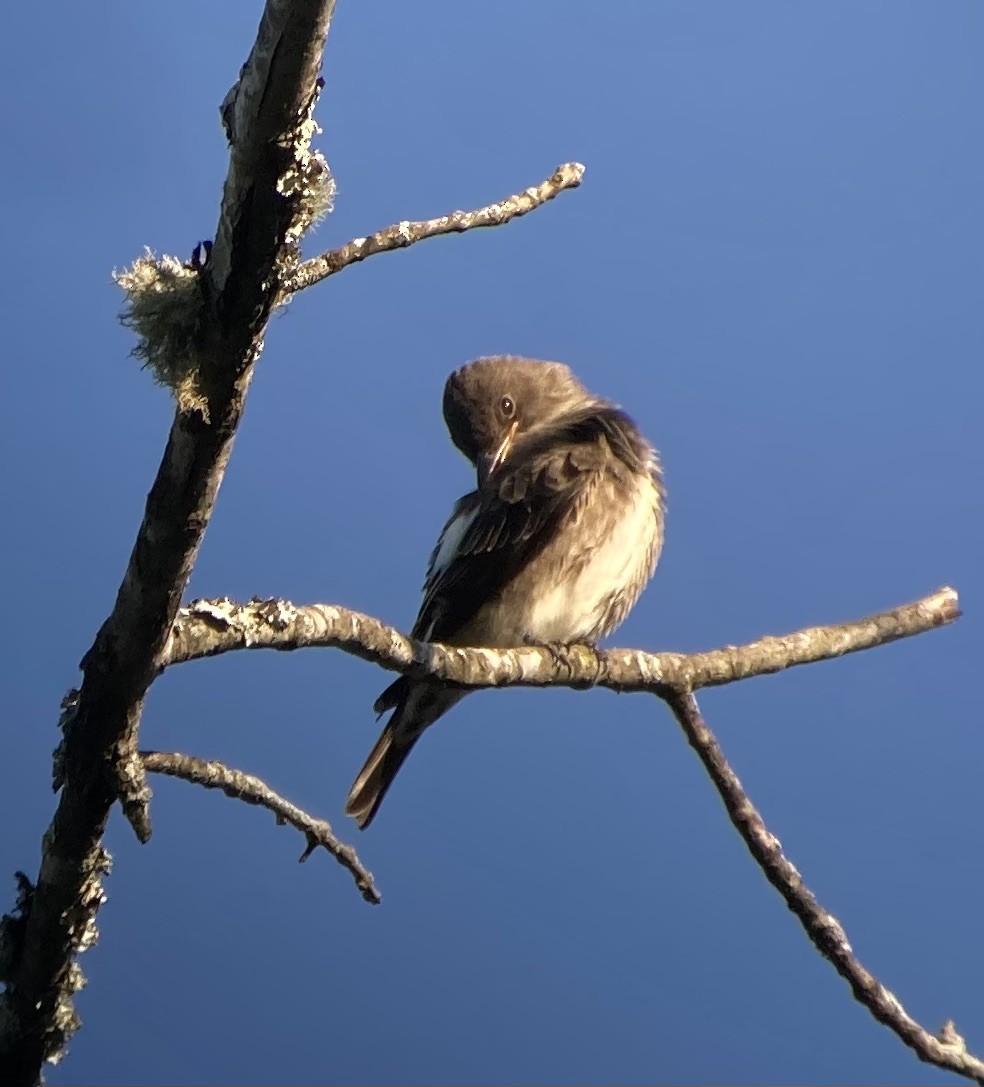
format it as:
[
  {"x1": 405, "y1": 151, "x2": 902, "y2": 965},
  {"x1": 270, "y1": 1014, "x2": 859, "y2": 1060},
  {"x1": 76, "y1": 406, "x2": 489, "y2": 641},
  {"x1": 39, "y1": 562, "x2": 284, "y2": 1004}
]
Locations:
[{"x1": 142, "y1": 750, "x2": 380, "y2": 905}]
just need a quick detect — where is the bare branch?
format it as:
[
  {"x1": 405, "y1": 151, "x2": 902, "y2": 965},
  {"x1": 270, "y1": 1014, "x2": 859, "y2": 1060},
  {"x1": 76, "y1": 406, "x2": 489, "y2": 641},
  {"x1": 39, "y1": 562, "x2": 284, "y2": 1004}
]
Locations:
[
  {"x1": 284, "y1": 162, "x2": 586, "y2": 293},
  {"x1": 111, "y1": 723, "x2": 153, "y2": 845},
  {"x1": 662, "y1": 689, "x2": 984, "y2": 1085},
  {"x1": 163, "y1": 587, "x2": 960, "y2": 693},
  {"x1": 142, "y1": 751, "x2": 380, "y2": 905},
  {"x1": 0, "y1": 1, "x2": 338, "y2": 1080}
]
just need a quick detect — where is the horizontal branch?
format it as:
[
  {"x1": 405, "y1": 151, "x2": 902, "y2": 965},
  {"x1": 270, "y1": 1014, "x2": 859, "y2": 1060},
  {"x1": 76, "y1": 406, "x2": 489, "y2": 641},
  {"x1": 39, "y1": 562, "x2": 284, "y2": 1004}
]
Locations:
[
  {"x1": 664, "y1": 690, "x2": 984, "y2": 1085},
  {"x1": 142, "y1": 751, "x2": 380, "y2": 905},
  {"x1": 159, "y1": 588, "x2": 969, "y2": 1079},
  {"x1": 163, "y1": 587, "x2": 960, "y2": 692},
  {"x1": 284, "y1": 161, "x2": 585, "y2": 293}
]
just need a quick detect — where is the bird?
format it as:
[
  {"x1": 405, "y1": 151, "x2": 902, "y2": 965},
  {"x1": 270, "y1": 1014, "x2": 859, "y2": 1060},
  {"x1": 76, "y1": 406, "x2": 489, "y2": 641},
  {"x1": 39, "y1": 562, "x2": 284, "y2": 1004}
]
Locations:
[{"x1": 345, "y1": 356, "x2": 665, "y2": 829}]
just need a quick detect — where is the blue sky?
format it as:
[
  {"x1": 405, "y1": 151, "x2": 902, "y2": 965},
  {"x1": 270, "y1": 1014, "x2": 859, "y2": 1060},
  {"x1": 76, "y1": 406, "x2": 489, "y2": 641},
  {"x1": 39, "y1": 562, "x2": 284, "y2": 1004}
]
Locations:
[{"x1": 2, "y1": 2, "x2": 982, "y2": 1084}]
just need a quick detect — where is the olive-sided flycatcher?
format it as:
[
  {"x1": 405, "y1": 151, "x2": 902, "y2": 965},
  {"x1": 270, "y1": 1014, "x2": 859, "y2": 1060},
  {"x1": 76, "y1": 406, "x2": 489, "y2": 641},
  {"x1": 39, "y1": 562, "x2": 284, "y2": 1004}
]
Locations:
[{"x1": 346, "y1": 356, "x2": 665, "y2": 828}]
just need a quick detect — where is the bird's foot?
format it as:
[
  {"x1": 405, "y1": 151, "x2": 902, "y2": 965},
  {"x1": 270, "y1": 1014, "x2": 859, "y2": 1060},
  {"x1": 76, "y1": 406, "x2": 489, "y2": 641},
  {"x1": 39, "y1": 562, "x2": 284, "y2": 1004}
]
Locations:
[
  {"x1": 524, "y1": 637, "x2": 588, "y2": 680},
  {"x1": 523, "y1": 636, "x2": 609, "y2": 687}
]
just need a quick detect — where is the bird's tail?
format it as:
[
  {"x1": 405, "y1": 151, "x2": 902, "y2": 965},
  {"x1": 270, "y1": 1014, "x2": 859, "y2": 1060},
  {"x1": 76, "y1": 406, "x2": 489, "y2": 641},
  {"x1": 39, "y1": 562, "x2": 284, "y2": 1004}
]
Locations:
[{"x1": 345, "y1": 683, "x2": 466, "y2": 829}]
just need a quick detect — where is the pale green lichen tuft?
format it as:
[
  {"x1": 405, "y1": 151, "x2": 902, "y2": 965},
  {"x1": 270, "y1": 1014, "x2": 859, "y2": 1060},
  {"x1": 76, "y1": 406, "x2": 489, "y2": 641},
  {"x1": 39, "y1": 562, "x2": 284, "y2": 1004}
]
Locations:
[
  {"x1": 115, "y1": 251, "x2": 208, "y2": 417},
  {"x1": 40, "y1": 845, "x2": 112, "y2": 1065},
  {"x1": 47, "y1": 963, "x2": 84, "y2": 1065},
  {"x1": 278, "y1": 91, "x2": 335, "y2": 249},
  {"x1": 279, "y1": 148, "x2": 336, "y2": 249}
]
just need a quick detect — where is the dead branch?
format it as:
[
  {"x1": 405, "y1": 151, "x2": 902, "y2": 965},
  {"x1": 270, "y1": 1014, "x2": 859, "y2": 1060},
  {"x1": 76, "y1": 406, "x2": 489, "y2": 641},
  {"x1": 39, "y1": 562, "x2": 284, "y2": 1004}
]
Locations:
[
  {"x1": 157, "y1": 584, "x2": 982, "y2": 1084},
  {"x1": 163, "y1": 587, "x2": 959, "y2": 692},
  {"x1": 0, "y1": 1, "x2": 338, "y2": 1080},
  {"x1": 662, "y1": 689, "x2": 984, "y2": 1086},
  {"x1": 141, "y1": 751, "x2": 380, "y2": 904},
  {"x1": 284, "y1": 162, "x2": 586, "y2": 293}
]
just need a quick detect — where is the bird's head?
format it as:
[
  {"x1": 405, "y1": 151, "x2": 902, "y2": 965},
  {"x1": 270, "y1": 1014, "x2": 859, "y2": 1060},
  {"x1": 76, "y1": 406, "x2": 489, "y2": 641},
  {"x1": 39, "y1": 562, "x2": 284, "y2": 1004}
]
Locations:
[{"x1": 443, "y1": 356, "x2": 593, "y2": 486}]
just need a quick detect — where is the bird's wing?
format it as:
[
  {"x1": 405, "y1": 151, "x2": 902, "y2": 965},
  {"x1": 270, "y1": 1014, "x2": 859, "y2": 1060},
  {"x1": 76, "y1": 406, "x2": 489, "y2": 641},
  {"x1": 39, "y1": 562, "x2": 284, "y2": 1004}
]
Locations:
[
  {"x1": 373, "y1": 485, "x2": 561, "y2": 717},
  {"x1": 412, "y1": 451, "x2": 587, "y2": 643}
]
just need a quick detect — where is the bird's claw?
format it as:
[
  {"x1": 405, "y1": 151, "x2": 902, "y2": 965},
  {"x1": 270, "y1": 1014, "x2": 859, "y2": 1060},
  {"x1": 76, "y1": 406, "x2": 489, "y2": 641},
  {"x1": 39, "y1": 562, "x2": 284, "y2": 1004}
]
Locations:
[
  {"x1": 524, "y1": 637, "x2": 584, "y2": 678},
  {"x1": 523, "y1": 637, "x2": 608, "y2": 687}
]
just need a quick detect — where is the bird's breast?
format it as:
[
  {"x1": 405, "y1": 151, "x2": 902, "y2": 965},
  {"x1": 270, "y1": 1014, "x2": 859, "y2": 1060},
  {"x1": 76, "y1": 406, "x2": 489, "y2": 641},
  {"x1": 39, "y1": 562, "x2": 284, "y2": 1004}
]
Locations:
[{"x1": 492, "y1": 469, "x2": 663, "y2": 646}]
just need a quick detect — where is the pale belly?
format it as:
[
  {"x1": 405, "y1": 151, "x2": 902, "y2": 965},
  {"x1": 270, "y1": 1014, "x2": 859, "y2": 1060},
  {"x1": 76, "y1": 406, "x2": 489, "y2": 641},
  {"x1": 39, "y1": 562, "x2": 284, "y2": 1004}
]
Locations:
[{"x1": 461, "y1": 473, "x2": 663, "y2": 646}]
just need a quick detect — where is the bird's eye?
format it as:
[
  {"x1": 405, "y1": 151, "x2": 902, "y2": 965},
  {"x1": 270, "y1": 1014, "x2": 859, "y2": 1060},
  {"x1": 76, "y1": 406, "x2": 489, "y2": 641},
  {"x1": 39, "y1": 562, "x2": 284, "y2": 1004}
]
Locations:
[{"x1": 500, "y1": 395, "x2": 515, "y2": 418}]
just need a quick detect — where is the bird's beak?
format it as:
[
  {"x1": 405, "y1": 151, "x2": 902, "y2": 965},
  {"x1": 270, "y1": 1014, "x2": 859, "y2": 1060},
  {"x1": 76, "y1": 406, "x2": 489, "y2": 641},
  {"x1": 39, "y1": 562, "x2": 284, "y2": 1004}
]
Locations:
[{"x1": 478, "y1": 420, "x2": 519, "y2": 487}]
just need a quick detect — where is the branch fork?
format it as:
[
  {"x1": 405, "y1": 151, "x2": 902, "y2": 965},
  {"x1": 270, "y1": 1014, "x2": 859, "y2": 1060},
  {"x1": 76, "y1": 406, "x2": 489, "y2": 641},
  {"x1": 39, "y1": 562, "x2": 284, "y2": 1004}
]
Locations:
[{"x1": 152, "y1": 583, "x2": 983, "y2": 1084}]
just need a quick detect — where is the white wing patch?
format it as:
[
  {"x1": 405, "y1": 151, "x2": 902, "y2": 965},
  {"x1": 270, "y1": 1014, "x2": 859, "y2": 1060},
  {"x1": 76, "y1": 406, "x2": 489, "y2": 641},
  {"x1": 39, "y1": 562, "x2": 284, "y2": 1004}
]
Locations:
[{"x1": 429, "y1": 503, "x2": 479, "y2": 582}]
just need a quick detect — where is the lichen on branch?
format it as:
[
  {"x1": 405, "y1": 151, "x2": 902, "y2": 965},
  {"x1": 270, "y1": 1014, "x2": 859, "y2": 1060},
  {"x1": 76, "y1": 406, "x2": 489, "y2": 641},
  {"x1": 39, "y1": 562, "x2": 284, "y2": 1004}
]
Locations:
[{"x1": 115, "y1": 251, "x2": 208, "y2": 416}]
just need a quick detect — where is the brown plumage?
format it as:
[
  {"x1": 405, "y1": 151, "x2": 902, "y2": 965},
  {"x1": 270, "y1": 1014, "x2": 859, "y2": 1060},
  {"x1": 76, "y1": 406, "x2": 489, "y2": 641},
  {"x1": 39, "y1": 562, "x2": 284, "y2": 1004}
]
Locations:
[{"x1": 345, "y1": 356, "x2": 665, "y2": 829}]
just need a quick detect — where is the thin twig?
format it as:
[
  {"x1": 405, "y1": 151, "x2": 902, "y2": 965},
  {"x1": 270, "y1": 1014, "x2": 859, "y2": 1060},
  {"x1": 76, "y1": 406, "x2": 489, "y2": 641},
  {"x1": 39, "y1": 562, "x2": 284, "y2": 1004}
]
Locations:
[
  {"x1": 141, "y1": 751, "x2": 380, "y2": 905},
  {"x1": 662, "y1": 688, "x2": 984, "y2": 1085},
  {"x1": 163, "y1": 587, "x2": 960, "y2": 693},
  {"x1": 284, "y1": 162, "x2": 586, "y2": 293}
]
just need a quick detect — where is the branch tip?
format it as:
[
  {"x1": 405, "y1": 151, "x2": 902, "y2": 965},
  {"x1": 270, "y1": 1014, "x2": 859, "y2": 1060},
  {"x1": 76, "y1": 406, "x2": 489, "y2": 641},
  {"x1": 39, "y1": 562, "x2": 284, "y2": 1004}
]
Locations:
[
  {"x1": 141, "y1": 751, "x2": 380, "y2": 904},
  {"x1": 662, "y1": 688, "x2": 984, "y2": 1085},
  {"x1": 285, "y1": 160, "x2": 586, "y2": 293}
]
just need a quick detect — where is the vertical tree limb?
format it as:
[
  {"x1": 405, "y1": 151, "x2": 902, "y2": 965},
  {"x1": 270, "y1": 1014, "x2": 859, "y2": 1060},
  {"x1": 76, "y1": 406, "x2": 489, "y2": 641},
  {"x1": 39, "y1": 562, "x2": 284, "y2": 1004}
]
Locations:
[{"x1": 0, "y1": 2, "x2": 336, "y2": 1081}]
